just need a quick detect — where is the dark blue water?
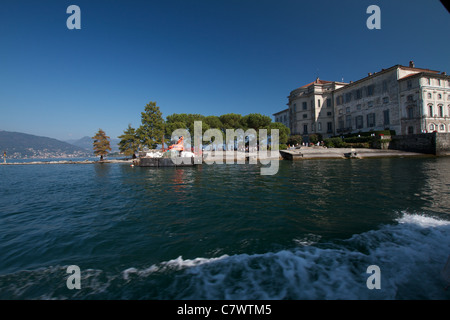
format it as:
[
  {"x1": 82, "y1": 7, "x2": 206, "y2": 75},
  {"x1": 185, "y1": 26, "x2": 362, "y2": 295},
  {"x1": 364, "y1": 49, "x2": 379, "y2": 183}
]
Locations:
[{"x1": 0, "y1": 157, "x2": 449, "y2": 299}]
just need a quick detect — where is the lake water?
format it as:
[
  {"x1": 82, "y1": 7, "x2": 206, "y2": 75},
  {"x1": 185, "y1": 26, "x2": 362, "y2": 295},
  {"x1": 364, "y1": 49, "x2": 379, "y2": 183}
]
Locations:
[{"x1": 0, "y1": 157, "x2": 449, "y2": 299}]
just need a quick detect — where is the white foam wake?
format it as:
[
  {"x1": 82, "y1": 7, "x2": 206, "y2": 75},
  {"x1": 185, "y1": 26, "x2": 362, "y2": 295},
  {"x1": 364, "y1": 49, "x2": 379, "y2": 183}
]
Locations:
[
  {"x1": 124, "y1": 213, "x2": 450, "y2": 299},
  {"x1": 1, "y1": 213, "x2": 449, "y2": 299}
]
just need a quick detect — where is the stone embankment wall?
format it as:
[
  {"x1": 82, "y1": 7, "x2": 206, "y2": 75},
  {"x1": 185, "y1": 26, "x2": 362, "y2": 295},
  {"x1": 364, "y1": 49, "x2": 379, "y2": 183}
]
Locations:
[{"x1": 382, "y1": 132, "x2": 450, "y2": 155}]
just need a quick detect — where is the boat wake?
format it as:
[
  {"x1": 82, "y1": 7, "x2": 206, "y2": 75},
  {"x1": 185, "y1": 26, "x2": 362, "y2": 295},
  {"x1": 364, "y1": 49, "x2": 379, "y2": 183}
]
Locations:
[{"x1": 1, "y1": 213, "x2": 449, "y2": 299}]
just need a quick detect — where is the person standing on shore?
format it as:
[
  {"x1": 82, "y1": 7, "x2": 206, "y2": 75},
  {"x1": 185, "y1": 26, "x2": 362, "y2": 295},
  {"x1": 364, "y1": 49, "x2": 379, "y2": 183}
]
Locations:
[{"x1": 3, "y1": 151, "x2": 6, "y2": 164}]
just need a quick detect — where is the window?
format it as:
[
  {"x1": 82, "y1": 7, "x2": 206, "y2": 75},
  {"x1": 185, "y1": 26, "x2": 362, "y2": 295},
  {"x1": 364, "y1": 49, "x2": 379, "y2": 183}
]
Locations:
[
  {"x1": 408, "y1": 126, "x2": 414, "y2": 134},
  {"x1": 407, "y1": 107, "x2": 414, "y2": 119},
  {"x1": 356, "y1": 116, "x2": 363, "y2": 129},
  {"x1": 345, "y1": 92, "x2": 352, "y2": 102},
  {"x1": 284, "y1": 115, "x2": 287, "y2": 122},
  {"x1": 302, "y1": 102, "x2": 307, "y2": 110},
  {"x1": 327, "y1": 99, "x2": 331, "y2": 108},
  {"x1": 367, "y1": 113, "x2": 376, "y2": 127},
  {"x1": 303, "y1": 124, "x2": 308, "y2": 134},
  {"x1": 368, "y1": 101, "x2": 373, "y2": 108},
  {"x1": 383, "y1": 97, "x2": 389, "y2": 104},
  {"x1": 318, "y1": 100, "x2": 321, "y2": 108},
  {"x1": 429, "y1": 105, "x2": 433, "y2": 117},
  {"x1": 430, "y1": 124, "x2": 435, "y2": 131},
  {"x1": 318, "y1": 122, "x2": 322, "y2": 132},
  {"x1": 346, "y1": 115, "x2": 352, "y2": 128},
  {"x1": 440, "y1": 124, "x2": 445, "y2": 131},
  {"x1": 346, "y1": 107, "x2": 350, "y2": 113},
  {"x1": 439, "y1": 105, "x2": 443, "y2": 117},
  {"x1": 303, "y1": 114, "x2": 307, "y2": 119},
  {"x1": 428, "y1": 93, "x2": 432, "y2": 99},
  {"x1": 438, "y1": 79, "x2": 441, "y2": 86},
  {"x1": 383, "y1": 109, "x2": 390, "y2": 125},
  {"x1": 438, "y1": 94, "x2": 442, "y2": 100},
  {"x1": 426, "y1": 78, "x2": 430, "y2": 85},
  {"x1": 356, "y1": 89, "x2": 362, "y2": 100},
  {"x1": 356, "y1": 104, "x2": 362, "y2": 111},
  {"x1": 327, "y1": 122, "x2": 333, "y2": 133},
  {"x1": 407, "y1": 80, "x2": 412, "y2": 89},
  {"x1": 382, "y1": 80, "x2": 388, "y2": 92},
  {"x1": 407, "y1": 95, "x2": 414, "y2": 102},
  {"x1": 294, "y1": 103, "x2": 297, "y2": 112},
  {"x1": 367, "y1": 85, "x2": 375, "y2": 96},
  {"x1": 338, "y1": 116, "x2": 344, "y2": 130},
  {"x1": 327, "y1": 112, "x2": 332, "y2": 116}
]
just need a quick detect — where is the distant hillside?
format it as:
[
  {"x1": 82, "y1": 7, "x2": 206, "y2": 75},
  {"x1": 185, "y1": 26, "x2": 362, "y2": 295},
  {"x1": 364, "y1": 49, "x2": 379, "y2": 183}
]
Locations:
[
  {"x1": 0, "y1": 130, "x2": 92, "y2": 159},
  {"x1": 66, "y1": 136, "x2": 120, "y2": 153}
]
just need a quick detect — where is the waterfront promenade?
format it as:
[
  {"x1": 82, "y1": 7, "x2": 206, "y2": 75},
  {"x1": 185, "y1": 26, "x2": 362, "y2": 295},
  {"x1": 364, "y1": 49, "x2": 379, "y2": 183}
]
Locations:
[
  {"x1": 279, "y1": 147, "x2": 431, "y2": 160},
  {"x1": 0, "y1": 147, "x2": 434, "y2": 165}
]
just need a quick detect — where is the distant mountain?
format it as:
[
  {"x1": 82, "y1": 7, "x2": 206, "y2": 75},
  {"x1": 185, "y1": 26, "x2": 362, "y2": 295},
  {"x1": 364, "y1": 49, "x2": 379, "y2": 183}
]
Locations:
[
  {"x1": 66, "y1": 136, "x2": 120, "y2": 153},
  {"x1": 0, "y1": 130, "x2": 92, "y2": 159}
]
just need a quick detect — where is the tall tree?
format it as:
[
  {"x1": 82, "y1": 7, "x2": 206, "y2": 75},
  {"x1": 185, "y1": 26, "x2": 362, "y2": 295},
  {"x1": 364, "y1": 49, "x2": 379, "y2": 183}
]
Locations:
[
  {"x1": 137, "y1": 101, "x2": 165, "y2": 149},
  {"x1": 219, "y1": 113, "x2": 243, "y2": 131},
  {"x1": 267, "y1": 122, "x2": 290, "y2": 145},
  {"x1": 240, "y1": 113, "x2": 272, "y2": 132},
  {"x1": 118, "y1": 124, "x2": 139, "y2": 158},
  {"x1": 92, "y1": 129, "x2": 112, "y2": 161}
]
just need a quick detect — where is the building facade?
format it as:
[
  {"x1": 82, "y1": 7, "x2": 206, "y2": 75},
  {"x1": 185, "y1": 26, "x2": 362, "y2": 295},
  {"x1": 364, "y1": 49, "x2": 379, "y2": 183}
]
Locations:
[
  {"x1": 273, "y1": 108, "x2": 289, "y2": 128},
  {"x1": 285, "y1": 78, "x2": 346, "y2": 139},
  {"x1": 398, "y1": 71, "x2": 450, "y2": 135},
  {"x1": 275, "y1": 62, "x2": 450, "y2": 138}
]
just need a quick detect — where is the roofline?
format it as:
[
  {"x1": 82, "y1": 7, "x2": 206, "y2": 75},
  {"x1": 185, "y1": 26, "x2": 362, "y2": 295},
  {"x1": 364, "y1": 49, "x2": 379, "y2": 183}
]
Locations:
[
  {"x1": 290, "y1": 80, "x2": 348, "y2": 94},
  {"x1": 333, "y1": 64, "x2": 442, "y2": 92},
  {"x1": 333, "y1": 65, "x2": 400, "y2": 92},
  {"x1": 273, "y1": 108, "x2": 289, "y2": 116},
  {"x1": 398, "y1": 71, "x2": 449, "y2": 81}
]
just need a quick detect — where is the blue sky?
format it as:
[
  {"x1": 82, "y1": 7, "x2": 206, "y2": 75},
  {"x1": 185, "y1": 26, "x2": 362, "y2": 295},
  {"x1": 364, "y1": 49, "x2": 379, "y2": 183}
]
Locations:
[{"x1": 0, "y1": 0, "x2": 449, "y2": 140}]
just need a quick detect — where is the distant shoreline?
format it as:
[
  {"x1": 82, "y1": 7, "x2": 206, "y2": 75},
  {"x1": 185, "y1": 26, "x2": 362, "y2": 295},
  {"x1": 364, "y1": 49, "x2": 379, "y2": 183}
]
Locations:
[
  {"x1": 0, "y1": 148, "x2": 439, "y2": 166},
  {"x1": 0, "y1": 159, "x2": 134, "y2": 165}
]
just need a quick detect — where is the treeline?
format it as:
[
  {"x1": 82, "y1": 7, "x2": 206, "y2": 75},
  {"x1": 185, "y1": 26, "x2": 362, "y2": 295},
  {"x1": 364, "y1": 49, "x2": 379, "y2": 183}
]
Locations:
[{"x1": 117, "y1": 101, "x2": 290, "y2": 156}]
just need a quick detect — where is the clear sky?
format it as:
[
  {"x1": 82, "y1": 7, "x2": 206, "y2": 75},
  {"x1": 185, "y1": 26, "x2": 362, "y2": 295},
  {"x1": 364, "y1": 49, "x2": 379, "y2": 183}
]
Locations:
[{"x1": 1, "y1": 0, "x2": 449, "y2": 141}]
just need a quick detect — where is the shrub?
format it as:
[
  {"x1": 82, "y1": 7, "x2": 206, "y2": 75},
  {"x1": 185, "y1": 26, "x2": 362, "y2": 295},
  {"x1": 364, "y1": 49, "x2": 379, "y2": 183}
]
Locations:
[
  {"x1": 344, "y1": 136, "x2": 374, "y2": 144},
  {"x1": 324, "y1": 137, "x2": 345, "y2": 148},
  {"x1": 287, "y1": 135, "x2": 303, "y2": 146},
  {"x1": 309, "y1": 134, "x2": 319, "y2": 144}
]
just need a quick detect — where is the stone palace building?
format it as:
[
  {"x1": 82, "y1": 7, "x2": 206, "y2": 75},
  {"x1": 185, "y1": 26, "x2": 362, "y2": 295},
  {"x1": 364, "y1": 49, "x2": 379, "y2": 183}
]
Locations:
[{"x1": 275, "y1": 61, "x2": 450, "y2": 139}]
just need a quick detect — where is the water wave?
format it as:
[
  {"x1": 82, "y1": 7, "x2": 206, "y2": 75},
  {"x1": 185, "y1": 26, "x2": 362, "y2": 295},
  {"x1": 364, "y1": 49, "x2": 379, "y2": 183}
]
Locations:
[{"x1": 1, "y1": 213, "x2": 449, "y2": 299}]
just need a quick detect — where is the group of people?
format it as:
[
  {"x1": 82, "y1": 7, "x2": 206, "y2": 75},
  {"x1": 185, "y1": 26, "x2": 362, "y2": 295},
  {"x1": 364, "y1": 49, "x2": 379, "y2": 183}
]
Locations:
[{"x1": 288, "y1": 141, "x2": 325, "y2": 149}]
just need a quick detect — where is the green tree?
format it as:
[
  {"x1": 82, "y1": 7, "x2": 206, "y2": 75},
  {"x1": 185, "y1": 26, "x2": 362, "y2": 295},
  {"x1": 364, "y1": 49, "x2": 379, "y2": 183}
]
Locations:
[
  {"x1": 240, "y1": 113, "x2": 272, "y2": 132},
  {"x1": 287, "y1": 135, "x2": 303, "y2": 146},
  {"x1": 219, "y1": 113, "x2": 243, "y2": 131},
  {"x1": 92, "y1": 129, "x2": 112, "y2": 161},
  {"x1": 204, "y1": 115, "x2": 223, "y2": 130},
  {"x1": 118, "y1": 124, "x2": 139, "y2": 158},
  {"x1": 137, "y1": 101, "x2": 165, "y2": 149},
  {"x1": 267, "y1": 122, "x2": 290, "y2": 145}
]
